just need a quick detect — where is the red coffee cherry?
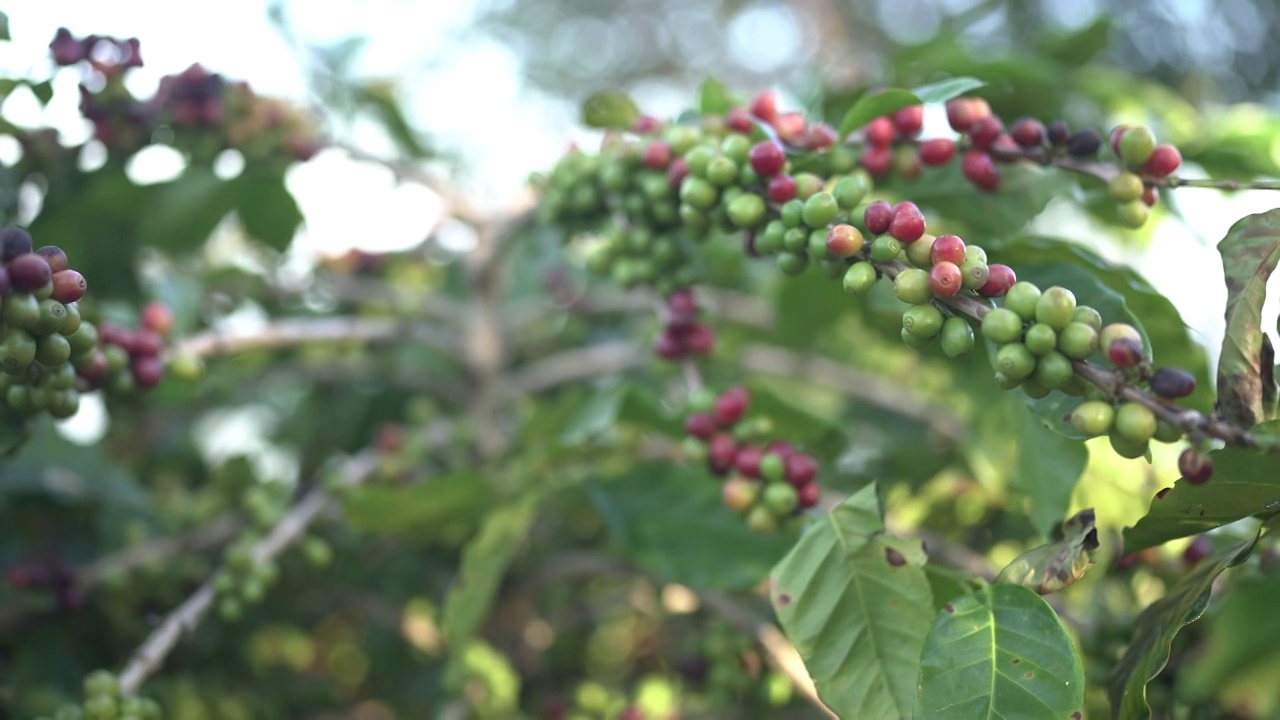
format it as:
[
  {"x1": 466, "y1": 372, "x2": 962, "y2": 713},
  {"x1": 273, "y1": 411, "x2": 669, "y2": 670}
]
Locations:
[
  {"x1": 749, "y1": 91, "x2": 780, "y2": 124},
  {"x1": 132, "y1": 356, "x2": 165, "y2": 388},
  {"x1": 51, "y1": 270, "x2": 87, "y2": 304},
  {"x1": 7, "y1": 253, "x2": 52, "y2": 292},
  {"x1": 961, "y1": 150, "x2": 999, "y2": 192},
  {"x1": 141, "y1": 301, "x2": 174, "y2": 336},
  {"x1": 978, "y1": 263, "x2": 1017, "y2": 297},
  {"x1": 749, "y1": 141, "x2": 787, "y2": 177},
  {"x1": 632, "y1": 114, "x2": 661, "y2": 134},
  {"x1": 785, "y1": 453, "x2": 817, "y2": 487},
  {"x1": 863, "y1": 200, "x2": 894, "y2": 235},
  {"x1": 930, "y1": 234, "x2": 967, "y2": 265},
  {"x1": 890, "y1": 105, "x2": 924, "y2": 137},
  {"x1": 1178, "y1": 447, "x2": 1213, "y2": 484},
  {"x1": 967, "y1": 116, "x2": 1003, "y2": 151},
  {"x1": 685, "y1": 324, "x2": 715, "y2": 355},
  {"x1": 860, "y1": 146, "x2": 892, "y2": 176},
  {"x1": 773, "y1": 112, "x2": 806, "y2": 145},
  {"x1": 945, "y1": 97, "x2": 990, "y2": 133},
  {"x1": 725, "y1": 108, "x2": 754, "y2": 134},
  {"x1": 797, "y1": 481, "x2": 820, "y2": 509},
  {"x1": 684, "y1": 413, "x2": 716, "y2": 440},
  {"x1": 1010, "y1": 118, "x2": 1045, "y2": 148},
  {"x1": 803, "y1": 123, "x2": 838, "y2": 150},
  {"x1": 1142, "y1": 144, "x2": 1181, "y2": 177},
  {"x1": 864, "y1": 117, "x2": 895, "y2": 147},
  {"x1": 888, "y1": 202, "x2": 926, "y2": 243},
  {"x1": 767, "y1": 174, "x2": 797, "y2": 203},
  {"x1": 929, "y1": 262, "x2": 963, "y2": 297},
  {"x1": 1183, "y1": 535, "x2": 1211, "y2": 567},
  {"x1": 36, "y1": 245, "x2": 69, "y2": 273},
  {"x1": 707, "y1": 433, "x2": 738, "y2": 476},
  {"x1": 713, "y1": 386, "x2": 751, "y2": 426},
  {"x1": 735, "y1": 445, "x2": 764, "y2": 478},
  {"x1": 655, "y1": 332, "x2": 684, "y2": 359},
  {"x1": 667, "y1": 158, "x2": 690, "y2": 189},
  {"x1": 918, "y1": 138, "x2": 956, "y2": 166},
  {"x1": 1109, "y1": 125, "x2": 1129, "y2": 156},
  {"x1": 642, "y1": 141, "x2": 672, "y2": 170}
]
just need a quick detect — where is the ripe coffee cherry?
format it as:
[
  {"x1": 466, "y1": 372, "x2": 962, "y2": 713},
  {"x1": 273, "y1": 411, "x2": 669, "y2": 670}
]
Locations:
[
  {"x1": 722, "y1": 476, "x2": 760, "y2": 514},
  {"x1": 714, "y1": 387, "x2": 751, "y2": 426},
  {"x1": 961, "y1": 150, "x2": 999, "y2": 191},
  {"x1": 889, "y1": 202, "x2": 926, "y2": 243},
  {"x1": 826, "y1": 224, "x2": 864, "y2": 257},
  {"x1": 894, "y1": 269, "x2": 932, "y2": 304},
  {"x1": 864, "y1": 117, "x2": 895, "y2": 147},
  {"x1": 797, "y1": 481, "x2": 820, "y2": 509},
  {"x1": 1047, "y1": 120, "x2": 1071, "y2": 146},
  {"x1": 773, "y1": 111, "x2": 807, "y2": 145},
  {"x1": 864, "y1": 201, "x2": 894, "y2": 235},
  {"x1": 1067, "y1": 129, "x2": 1102, "y2": 157},
  {"x1": 801, "y1": 192, "x2": 839, "y2": 229},
  {"x1": 1035, "y1": 286, "x2": 1077, "y2": 330},
  {"x1": 981, "y1": 308, "x2": 1024, "y2": 344},
  {"x1": 726, "y1": 109, "x2": 755, "y2": 134},
  {"x1": 642, "y1": 141, "x2": 672, "y2": 170},
  {"x1": 1108, "y1": 125, "x2": 1129, "y2": 156},
  {"x1": 1142, "y1": 186, "x2": 1158, "y2": 207},
  {"x1": 707, "y1": 433, "x2": 738, "y2": 476},
  {"x1": 1058, "y1": 322, "x2": 1099, "y2": 359},
  {"x1": 767, "y1": 174, "x2": 797, "y2": 204},
  {"x1": 1142, "y1": 144, "x2": 1181, "y2": 177},
  {"x1": 940, "y1": 316, "x2": 975, "y2": 358},
  {"x1": 1183, "y1": 535, "x2": 1212, "y2": 567},
  {"x1": 133, "y1": 356, "x2": 165, "y2": 388},
  {"x1": 1010, "y1": 118, "x2": 1046, "y2": 148},
  {"x1": 655, "y1": 333, "x2": 683, "y2": 359},
  {"x1": 928, "y1": 262, "x2": 962, "y2": 297},
  {"x1": 764, "y1": 482, "x2": 800, "y2": 514},
  {"x1": 1178, "y1": 448, "x2": 1213, "y2": 484},
  {"x1": 946, "y1": 97, "x2": 989, "y2": 132},
  {"x1": 803, "y1": 123, "x2": 838, "y2": 150},
  {"x1": 8, "y1": 254, "x2": 52, "y2": 292},
  {"x1": 1100, "y1": 323, "x2": 1144, "y2": 367},
  {"x1": 967, "y1": 116, "x2": 1003, "y2": 151},
  {"x1": 735, "y1": 445, "x2": 764, "y2": 478},
  {"x1": 861, "y1": 145, "x2": 892, "y2": 176},
  {"x1": 749, "y1": 141, "x2": 786, "y2": 177},
  {"x1": 749, "y1": 91, "x2": 780, "y2": 123},
  {"x1": 843, "y1": 262, "x2": 878, "y2": 295},
  {"x1": 1115, "y1": 402, "x2": 1157, "y2": 443},
  {"x1": 1149, "y1": 366, "x2": 1196, "y2": 399},
  {"x1": 784, "y1": 453, "x2": 817, "y2": 487},
  {"x1": 35, "y1": 245, "x2": 69, "y2": 273},
  {"x1": 667, "y1": 158, "x2": 690, "y2": 189},
  {"x1": 685, "y1": 413, "x2": 716, "y2": 440},
  {"x1": 918, "y1": 138, "x2": 956, "y2": 166},
  {"x1": 995, "y1": 343, "x2": 1036, "y2": 380},
  {"x1": 0, "y1": 227, "x2": 33, "y2": 262},
  {"x1": 1071, "y1": 401, "x2": 1115, "y2": 437},
  {"x1": 891, "y1": 105, "x2": 924, "y2": 137},
  {"x1": 978, "y1": 264, "x2": 1016, "y2": 297},
  {"x1": 1119, "y1": 126, "x2": 1156, "y2": 167},
  {"x1": 922, "y1": 236, "x2": 965, "y2": 268},
  {"x1": 1023, "y1": 323, "x2": 1057, "y2": 356},
  {"x1": 686, "y1": 324, "x2": 715, "y2": 354},
  {"x1": 51, "y1": 270, "x2": 86, "y2": 304},
  {"x1": 903, "y1": 303, "x2": 944, "y2": 339}
]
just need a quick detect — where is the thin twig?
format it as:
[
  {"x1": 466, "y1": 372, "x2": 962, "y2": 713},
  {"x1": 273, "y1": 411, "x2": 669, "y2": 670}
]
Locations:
[
  {"x1": 116, "y1": 452, "x2": 379, "y2": 695},
  {"x1": 502, "y1": 341, "x2": 643, "y2": 397},
  {"x1": 166, "y1": 317, "x2": 459, "y2": 362}
]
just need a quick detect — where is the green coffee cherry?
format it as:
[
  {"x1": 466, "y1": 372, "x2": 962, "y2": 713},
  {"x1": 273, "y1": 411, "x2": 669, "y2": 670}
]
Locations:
[
  {"x1": 1024, "y1": 323, "x2": 1057, "y2": 355},
  {"x1": 940, "y1": 316, "x2": 975, "y2": 358},
  {"x1": 843, "y1": 262, "x2": 878, "y2": 295},
  {"x1": 1115, "y1": 402, "x2": 1157, "y2": 443},
  {"x1": 894, "y1": 269, "x2": 932, "y2": 304},
  {"x1": 727, "y1": 193, "x2": 766, "y2": 228},
  {"x1": 869, "y1": 235, "x2": 902, "y2": 262},
  {"x1": 1035, "y1": 286, "x2": 1077, "y2": 330},
  {"x1": 746, "y1": 504, "x2": 779, "y2": 533},
  {"x1": 902, "y1": 303, "x2": 944, "y2": 338},
  {"x1": 901, "y1": 328, "x2": 935, "y2": 350},
  {"x1": 760, "y1": 453, "x2": 786, "y2": 483},
  {"x1": 1153, "y1": 420, "x2": 1183, "y2": 443},
  {"x1": 981, "y1": 308, "x2": 1024, "y2": 344},
  {"x1": 1109, "y1": 431, "x2": 1148, "y2": 460},
  {"x1": 721, "y1": 134, "x2": 751, "y2": 162},
  {"x1": 780, "y1": 199, "x2": 805, "y2": 228},
  {"x1": 679, "y1": 177, "x2": 717, "y2": 209},
  {"x1": 993, "y1": 372, "x2": 1022, "y2": 390},
  {"x1": 1119, "y1": 126, "x2": 1156, "y2": 168},
  {"x1": 1072, "y1": 306, "x2": 1103, "y2": 330},
  {"x1": 763, "y1": 482, "x2": 799, "y2": 514},
  {"x1": 783, "y1": 228, "x2": 808, "y2": 253},
  {"x1": 905, "y1": 234, "x2": 936, "y2": 267},
  {"x1": 35, "y1": 333, "x2": 71, "y2": 366},
  {"x1": 1032, "y1": 350, "x2": 1074, "y2": 389},
  {"x1": 801, "y1": 192, "x2": 839, "y2": 229},
  {"x1": 706, "y1": 156, "x2": 739, "y2": 186},
  {"x1": 1071, "y1": 401, "x2": 1115, "y2": 436},
  {"x1": 833, "y1": 174, "x2": 870, "y2": 209},
  {"x1": 959, "y1": 258, "x2": 990, "y2": 290},
  {"x1": 1116, "y1": 200, "x2": 1149, "y2": 228},
  {"x1": 818, "y1": 258, "x2": 846, "y2": 279},
  {"x1": 807, "y1": 230, "x2": 833, "y2": 259},
  {"x1": 995, "y1": 343, "x2": 1036, "y2": 380},
  {"x1": 1, "y1": 328, "x2": 36, "y2": 376},
  {"x1": 1108, "y1": 172, "x2": 1144, "y2": 203},
  {"x1": 777, "y1": 252, "x2": 809, "y2": 276},
  {"x1": 1022, "y1": 378, "x2": 1051, "y2": 399},
  {"x1": 3, "y1": 292, "x2": 39, "y2": 329},
  {"x1": 1004, "y1": 282, "x2": 1042, "y2": 321},
  {"x1": 1058, "y1": 322, "x2": 1099, "y2": 359}
]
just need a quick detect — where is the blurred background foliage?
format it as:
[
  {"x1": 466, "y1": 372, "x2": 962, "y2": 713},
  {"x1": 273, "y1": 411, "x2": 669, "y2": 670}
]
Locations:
[{"x1": 0, "y1": 1, "x2": 1279, "y2": 718}]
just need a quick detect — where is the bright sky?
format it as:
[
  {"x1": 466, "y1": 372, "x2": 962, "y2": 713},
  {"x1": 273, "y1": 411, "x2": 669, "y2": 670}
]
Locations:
[{"x1": 0, "y1": 3, "x2": 1276, "y2": 451}]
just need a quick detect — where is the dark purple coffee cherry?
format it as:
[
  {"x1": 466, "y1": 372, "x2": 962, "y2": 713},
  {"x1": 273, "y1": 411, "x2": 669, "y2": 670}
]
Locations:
[
  {"x1": 36, "y1": 246, "x2": 68, "y2": 273},
  {"x1": 1149, "y1": 367, "x2": 1196, "y2": 399},
  {"x1": 1183, "y1": 535, "x2": 1211, "y2": 567},
  {"x1": 1067, "y1": 129, "x2": 1102, "y2": 157},
  {"x1": 0, "y1": 227, "x2": 33, "y2": 262},
  {"x1": 1178, "y1": 448, "x2": 1213, "y2": 484},
  {"x1": 863, "y1": 201, "x2": 893, "y2": 235},
  {"x1": 7, "y1": 254, "x2": 51, "y2": 292},
  {"x1": 1046, "y1": 120, "x2": 1070, "y2": 146}
]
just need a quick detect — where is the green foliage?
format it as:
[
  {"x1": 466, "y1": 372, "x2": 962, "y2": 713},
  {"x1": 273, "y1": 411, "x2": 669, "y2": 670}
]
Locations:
[
  {"x1": 837, "y1": 77, "x2": 985, "y2": 139},
  {"x1": 582, "y1": 90, "x2": 640, "y2": 130},
  {"x1": 1216, "y1": 209, "x2": 1280, "y2": 426}
]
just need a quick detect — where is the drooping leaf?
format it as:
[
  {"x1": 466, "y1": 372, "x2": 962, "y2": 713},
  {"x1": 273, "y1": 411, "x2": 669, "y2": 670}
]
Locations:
[
  {"x1": 697, "y1": 76, "x2": 735, "y2": 116},
  {"x1": 1123, "y1": 420, "x2": 1280, "y2": 551},
  {"x1": 910, "y1": 76, "x2": 987, "y2": 104},
  {"x1": 1106, "y1": 535, "x2": 1258, "y2": 719},
  {"x1": 770, "y1": 484, "x2": 934, "y2": 718},
  {"x1": 1180, "y1": 571, "x2": 1280, "y2": 702},
  {"x1": 837, "y1": 88, "x2": 917, "y2": 140},
  {"x1": 442, "y1": 492, "x2": 541, "y2": 688},
  {"x1": 915, "y1": 584, "x2": 1086, "y2": 719},
  {"x1": 996, "y1": 508, "x2": 1099, "y2": 594},
  {"x1": 590, "y1": 464, "x2": 792, "y2": 590},
  {"x1": 1216, "y1": 210, "x2": 1280, "y2": 427},
  {"x1": 234, "y1": 171, "x2": 303, "y2": 251},
  {"x1": 582, "y1": 90, "x2": 640, "y2": 130},
  {"x1": 136, "y1": 167, "x2": 236, "y2": 252}
]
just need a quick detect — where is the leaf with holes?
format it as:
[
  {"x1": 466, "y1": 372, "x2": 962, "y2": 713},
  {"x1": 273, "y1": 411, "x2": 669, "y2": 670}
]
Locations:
[
  {"x1": 996, "y1": 508, "x2": 1099, "y2": 594},
  {"x1": 1216, "y1": 209, "x2": 1280, "y2": 427},
  {"x1": 770, "y1": 484, "x2": 934, "y2": 718},
  {"x1": 1106, "y1": 535, "x2": 1257, "y2": 719},
  {"x1": 915, "y1": 583, "x2": 1086, "y2": 719}
]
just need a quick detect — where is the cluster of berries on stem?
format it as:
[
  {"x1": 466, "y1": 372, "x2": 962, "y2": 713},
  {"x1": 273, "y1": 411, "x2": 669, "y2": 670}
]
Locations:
[
  {"x1": 33, "y1": 670, "x2": 162, "y2": 720},
  {"x1": 655, "y1": 289, "x2": 715, "y2": 360}
]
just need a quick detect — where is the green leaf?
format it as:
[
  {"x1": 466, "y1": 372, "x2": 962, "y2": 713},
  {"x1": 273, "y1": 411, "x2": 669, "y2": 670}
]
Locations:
[
  {"x1": 996, "y1": 509, "x2": 1099, "y2": 594},
  {"x1": 1181, "y1": 571, "x2": 1280, "y2": 701},
  {"x1": 27, "y1": 80, "x2": 52, "y2": 106},
  {"x1": 591, "y1": 464, "x2": 792, "y2": 590},
  {"x1": 582, "y1": 90, "x2": 640, "y2": 130},
  {"x1": 697, "y1": 76, "x2": 735, "y2": 115},
  {"x1": 0, "y1": 420, "x2": 147, "y2": 510},
  {"x1": 1122, "y1": 420, "x2": 1280, "y2": 551},
  {"x1": 442, "y1": 492, "x2": 541, "y2": 687},
  {"x1": 1106, "y1": 535, "x2": 1258, "y2": 719},
  {"x1": 1216, "y1": 209, "x2": 1280, "y2": 427},
  {"x1": 354, "y1": 81, "x2": 434, "y2": 159},
  {"x1": 136, "y1": 168, "x2": 236, "y2": 252},
  {"x1": 910, "y1": 76, "x2": 986, "y2": 104},
  {"x1": 837, "y1": 88, "x2": 917, "y2": 140},
  {"x1": 889, "y1": 163, "x2": 1078, "y2": 239},
  {"x1": 343, "y1": 472, "x2": 493, "y2": 544},
  {"x1": 0, "y1": 12, "x2": 9, "y2": 41},
  {"x1": 234, "y1": 171, "x2": 303, "y2": 250},
  {"x1": 915, "y1": 584, "x2": 1086, "y2": 719},
  {"x1": 770, "y1": 484, "x2": 934, "y2": 718}
]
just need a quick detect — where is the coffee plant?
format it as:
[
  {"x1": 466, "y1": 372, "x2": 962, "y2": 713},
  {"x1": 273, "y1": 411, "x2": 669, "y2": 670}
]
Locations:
[{"x1": 4, "y1": 12, "x2": 1280, "y2": 720}]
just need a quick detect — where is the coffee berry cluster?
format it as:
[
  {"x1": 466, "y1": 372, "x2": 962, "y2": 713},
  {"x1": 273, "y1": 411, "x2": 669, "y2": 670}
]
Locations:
[
  {"x1": 33, "y1": 670, "x2": 161, "y2": 720},
  {"x1": 655, "y1": 289, "x2": 715, "y2": 360},
  {"x1": 88, "y1": 303, "x2": 173, "y2": 395},
  {"x1": 6, "y1": 558, "x2": 83, "y2": 612},
  {"x1": 52, "y1": 28, "x2": 321, "y2": 163},
  {"x1": 682, "y1": 387, "x2": 820, "y2": 533}
]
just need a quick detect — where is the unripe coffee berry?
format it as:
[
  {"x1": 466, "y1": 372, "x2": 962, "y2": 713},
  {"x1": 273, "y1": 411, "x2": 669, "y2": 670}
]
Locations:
[
  {"x1": 843, "y1": 262, "x2": 878, "y2": 295},
  {"x1": 1024, "y1": 323, "x2": 1057, "y2": 356},
  {"x1": 864, "y1": 201, "x2": 893, "y2": 235},
  {"x1": 894, "y1": 268, "x2": 932, "y2": 304},
  {"x1": 1057, "y1": 322, "x2": 1099, "y2": 359},
  {"x1": 727, "y1": 193, "x2": 766, "y2": 229},
  {"x1": 683, "y1": 436, "x2": 709, "y2": 463},
  {"x1": 959, "y1": 257, "x2": 989, "y2": 290},
  {"x1": 1149, "y1": 366, "x2": 1196, "y2": 399},
  {"x1": 760, "y1": 452, "x2": 786, "y2": 483},
  {"x1": 1071, "y1": 401, "x2": 1115, "y2": 437},
  {"x1": 902, "y1": 303, "x2": 944, "y2": 339},
  {"x1": 833, "y1": 174, "x2": 870, "y2": 209},
  {"x1": 930, "y1": 234, "x2": 966, "y2": 266},
  {"x1": 1154, "y1": 420, "x2": 1183, "y2": 444},
  {"x1": 1119, "y1": 126, "x2": 1156, "y2": 168},
  {"x1": 1115, "y1": 402, "x2": 1157, "y2": 443},
  {"x1": 801, "y1": 192, "x2": 839, "y2": 229},
  {"x1": 869, "y1": 235, "x2": 902, "y2": 263},
  {"x1": 1032, "y1": 350, "x2": 1074, "y2": 389},
  {"x1": 918, "y1": 138, "x2": 955, "y2": 166},
  {"x1": 926, "y1": 262, "x2": 960, "y2": 297},
  {"x1": 826, "y1": 224, "x2": 865, "y2": 257},
  {"x1": 1116, "y1": 200, "x2": 1149, "y2": 229},
  {"x1": 901, "y1": 329, "x2": 933, "y2": 350},
  {"x1": 978, "y1": 263, "x2": 1016, "y2": 297},
  {"x1": 1073, "y1": 306, "x2": 1103, "y2": 330},
  {"x1": 706, "y1": 156, "x2": 739, "y2": 187},
  {"x1": 1109, "y1": 431, "x2": 1148, "y2": 459},
  {"x1": 961, "y1": 150, "x2": 999, "y2": 191},
  {"x1": 721, "y1": 476, "x2": 758, "y2": 513},
  {"x1": 746, "y1": 504, "x2": 779, "y2": 533},
  {"x1": 794, "y1": 173, "x2": 825, "y2": 199},
  {"x1": 995, "y1": 343, "x2": 1036, "y2": 380},
  {"x1": 679, "y1": 177, "x2": 717, "y2": 210},
  {"x1": 993, "y1": 371, "x2": 1021, "y2": 390},
  {"x1": 1004, "y1": 281, "x2": 1042, "y2": 321},
  {"x1": 777, "y1": 252, "x2": 809, "y2": 276},
  {"x1": 1108, "y1": 173, "x2": 1145, "y2": 203},
  {"x1": 905, "y1": 234, "x2": 936, "y2": 267},
  {"x1": 1035, "y1": 286, "x2": 1077, "y2": 330},
  {"x1": 888, "y1": 202, "x2": 926, "y2": 243},
  {"x1": 1178, "y1": 448, "x2": 1213, "y2": 484},
  {"x1": 1100, "y1": 323, "x2": 1144, "y2": 367},
  {"x1": 981, "y1": 308, "x2": 1024, "y2": 344},
  {"x1": 764, "y1": 482, "x2": 800, "y2": 515},
  {"x1": 940, "y1": 316, "x2": 975, "y2": 358}
]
